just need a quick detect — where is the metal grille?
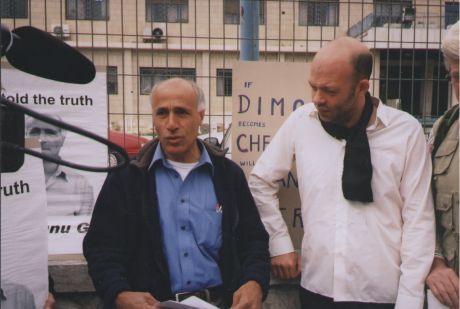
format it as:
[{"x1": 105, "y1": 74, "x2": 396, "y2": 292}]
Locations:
[
  {"x1": 1, "y1": 0, "x2": 458, "y2": 144},
  {"x1": 1, "y1": 0, "x2": 28, "y2": 18}
]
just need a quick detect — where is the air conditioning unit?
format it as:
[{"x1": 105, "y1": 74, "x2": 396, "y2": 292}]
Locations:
[
  {"x1": 402, "y1": 7, "x2": 416, "y2": 24},
  {"x1": 51, "y1": 24, "x2": 70, "y2": 39},
  {"x1": 143, "y1": 24, "x2": 167, "y2": 43}
]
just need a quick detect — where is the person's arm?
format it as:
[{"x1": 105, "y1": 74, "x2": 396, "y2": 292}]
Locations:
[
  {"x1": 82, "y1": 171, "x2": 134, "y2": 308},
  {"x1": 395, "y1": 123, "x2": 436, "y2": 309},
  {"x1": 44, "y1": 275, "x2": 56, "y2": 309},
  {"x1": 270, "y1": 252, "x2": 300, "y2": 280},
  {"x1": 231, "y1": 280, "x2": 263, "y2": 309},
  {"x1": 248, "y1": 113, "x2": 299, "y2": 279},
  {"x1": 43, "y1": 293, "x2": 55, "y2": 309},
  {"x1": 426, "y1": 257, "x2": 459, "y2": 308},
  {"x1": 232, "y1": 165, "x2": 270, "y2": 305},
  {"x1": 114, "y1": 291, "x2": 160, "y2": 309},
  {"x1": 425, "y1": 195, "x2": 460, "y2": 308},
  {"x1": 249, "y1": 174, "x2": 299, "y2": 280}
]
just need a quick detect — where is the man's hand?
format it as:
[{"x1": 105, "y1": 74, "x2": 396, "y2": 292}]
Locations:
[
  {"x1": 43, "y1": 292, "x2": 55, "y2": 309},
  {"x1": 271, "y1": 252, "x2": 300, "y2": 280},
  {"x1": 115, "y1": 291, "x2": 159, "y2": 309},
  {"x1": 231, "y1": 280, "x2": 262, "y2": 309},
  {"x1": 426, "y1": 257, "x2": 459, "y2": 309}
]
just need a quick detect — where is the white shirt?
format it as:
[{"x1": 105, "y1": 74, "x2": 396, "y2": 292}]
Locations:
[
  {"x1": 249, "y1": 100, "x2": 435, "y2": 309},
  {"x1": 46, "y1": 166, "x2": 94, "y2": 216},
  {"x1": 166, "y1": 159, "x2": 198, "y2": 181}
]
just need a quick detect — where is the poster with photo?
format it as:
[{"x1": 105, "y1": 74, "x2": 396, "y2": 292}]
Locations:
[
  {"x1": 1, "y1": 66, "x2": 107, "y2": 254},
  {"x1": 232, "y1": 61, "x2": 310, "y2": 250}
]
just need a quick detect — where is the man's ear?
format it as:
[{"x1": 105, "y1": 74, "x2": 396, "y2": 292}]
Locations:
[
  {"x1": 358, "y1": 79, "x2": 370, "y2": 95},
  {"x1": 199, "y1": 110, "x2": 205, "y2": 122}
]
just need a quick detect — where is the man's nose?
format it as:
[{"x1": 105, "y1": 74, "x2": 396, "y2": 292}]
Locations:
[
  {"x1": 312, "y1": 91, "x2": 324, "y2": 104},
  {"x1": 166, "y1": 114, "x2": 178, "y2": 130}
]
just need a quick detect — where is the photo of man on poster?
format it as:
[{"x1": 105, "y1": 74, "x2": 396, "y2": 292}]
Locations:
[{"x1": 25, "y1": 115, "x2": 94, "y2": 216}]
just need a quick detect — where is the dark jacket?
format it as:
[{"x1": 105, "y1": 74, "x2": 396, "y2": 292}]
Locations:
[{"x1": 83, "y1": 139, "x2": 270, "y2": 308}]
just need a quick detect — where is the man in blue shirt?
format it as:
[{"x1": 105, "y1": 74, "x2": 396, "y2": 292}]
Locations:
[{"x1": 83, "y1": 78, "x2": 270, "y2": 309}]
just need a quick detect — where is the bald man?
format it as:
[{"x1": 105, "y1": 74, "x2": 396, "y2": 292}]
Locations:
[
  {"x1": 84, "y1": 78, "x2": 269, "y2": 309},
  {"x1": 249, "y1": 37, "x2": 435, "y2": 309}
]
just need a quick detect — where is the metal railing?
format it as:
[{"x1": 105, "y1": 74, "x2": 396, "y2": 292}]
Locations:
[{"x1": 0, "y1": 0, "x2": 458, "y2": 145}]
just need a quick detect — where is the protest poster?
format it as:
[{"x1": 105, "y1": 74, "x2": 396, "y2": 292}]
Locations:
[
  {"x1": 1, "y1": 66, "x2": 107, "y2": 254},
  {"x1": 232, "y1": 61, "x2": 310, "y2": 250},
  {"x1": 1, "y1": 140, "x2": 48, "y2": 308}
]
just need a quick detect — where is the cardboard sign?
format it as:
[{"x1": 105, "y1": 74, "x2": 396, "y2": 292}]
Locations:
[{"x1": 232, "y1": 61, "x2": 311, "y2": 250}]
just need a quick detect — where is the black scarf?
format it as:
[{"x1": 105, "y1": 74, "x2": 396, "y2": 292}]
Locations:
[{"x1": 320, "y1": 92, "x2": 374, "y2": 203}]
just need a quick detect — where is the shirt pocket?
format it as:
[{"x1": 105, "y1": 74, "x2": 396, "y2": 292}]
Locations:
[
  {"x1": 436, "y1": 193, "x2": 458, "y2": 234},
  {"x1": 433, "y1": 140, "x2": 458, "y2": 175},
  {"x1": 196, "y1": 205, "x2": 223, "y2": 250}
]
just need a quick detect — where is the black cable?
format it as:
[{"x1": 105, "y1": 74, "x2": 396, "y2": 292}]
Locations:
[{"x1": 1, "y1": 97, "x2": 130, "y2": 172}]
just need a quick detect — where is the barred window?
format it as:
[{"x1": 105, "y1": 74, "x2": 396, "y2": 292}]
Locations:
[
  {"x1": 373, "y1": 0, "x2": 412, "y2": 27},
  {"x1": 146, "y1": 0, "x2": 188, "y2": 23},
  {"x1": 1, "y1": 0, "x2": 27, "y2": 18},
  {"x1": 379, "y1": 50, "x2": 449, "y2": 118},
  {"x1": 224, "y1": 0, "x2": 265, "y2": 25},
  {"x1": 107, "y1": 66, "x2": 118, "y2": 95},
  {"x1": 445, "y1": 2, "x2": 459, "y2": 28},
  {"x1": 66, "y1": 0, "x2": 108, "y2": 20},
  {"x1": 139, "y1": 68, "x2": 196, "y2": 95},
  {"x1": 217, "y1": 69, "x2": 232, "y2": 97},
  {"x1": 299, "y1": 0, "x2": 339, "y2": 26}
]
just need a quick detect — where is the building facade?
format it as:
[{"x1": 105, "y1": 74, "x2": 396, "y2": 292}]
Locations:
[{"x1": 1, "y1": 0, "x2": 459, "y2": 139}]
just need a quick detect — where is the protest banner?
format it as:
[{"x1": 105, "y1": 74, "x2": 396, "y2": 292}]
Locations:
[
  {"x1": 1, "y1": 66, "x2": 107, "y2": 254},
  {"x1": 232, "y1": 61, "x2": 311, "y2": 249},
  {"x1": 1, "y1": 140, "x2": 48, "y2": 308}
]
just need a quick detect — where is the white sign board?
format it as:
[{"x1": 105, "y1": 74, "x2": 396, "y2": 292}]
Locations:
[
  {"x1": 2, "y1": 67, "x2": 108, "y2": 254},
  {"x1": 1, "y1": 144, "x2": 48, "y2": 308}
]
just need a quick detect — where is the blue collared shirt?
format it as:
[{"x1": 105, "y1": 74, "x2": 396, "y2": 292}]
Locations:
[{"x1": 149, "y1": 142, "x2": 223, "y2": 294}]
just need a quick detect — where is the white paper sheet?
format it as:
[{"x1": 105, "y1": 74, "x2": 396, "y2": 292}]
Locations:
[{"x1": 158, "y1": 296, "x2": 219, "y2": 309}]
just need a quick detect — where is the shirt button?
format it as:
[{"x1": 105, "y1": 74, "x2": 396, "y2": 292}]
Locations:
[
  {"x1": 186, "y1": 281, "x2": 191, "y2": 285},
  {"x1": 184, "y1": 252, "x2": 188, "y2": 257},
  {"x1": 181, "y1": 226, "x2": 186, "y2": 230},
  {"x1": 181, "y1": 198, "x2": 185, "y2": 203}
]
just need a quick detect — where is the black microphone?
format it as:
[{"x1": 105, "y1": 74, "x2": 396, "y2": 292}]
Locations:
[
  {"x1": 0, "y1": 101, "x2": 24, "y2": 173},
  {"x1": 1, "y1": 25, "x2": 96, "y2": 84},
  {"x1": 0, "y1": 25, "x2": 97, "y2": 172}
]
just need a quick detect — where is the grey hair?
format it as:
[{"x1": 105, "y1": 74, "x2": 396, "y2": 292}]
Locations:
[
  {"x1": 25, "y1": 115, "x2": 66, "y2": 137},
  {"x1": 442, "y1": 20, "x2": 459, "y2": 70},
  {"x1": 150, "y1": 78, "x2": 206, "y2": 112}
]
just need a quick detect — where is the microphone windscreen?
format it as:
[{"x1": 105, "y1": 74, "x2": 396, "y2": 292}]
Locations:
[{"x1": 6, "y1": 26, "x2": 96, "y2": 84}]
